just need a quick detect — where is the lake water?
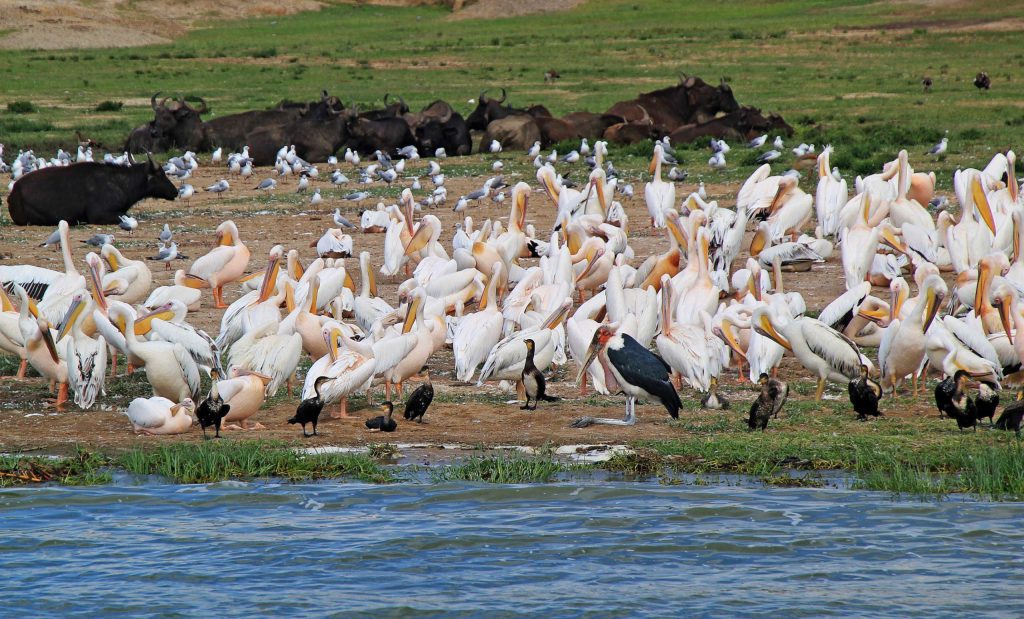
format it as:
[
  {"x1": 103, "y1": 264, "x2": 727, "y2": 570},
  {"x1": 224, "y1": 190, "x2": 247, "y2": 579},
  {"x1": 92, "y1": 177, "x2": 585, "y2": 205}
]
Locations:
[{"x1": 2, "y1": 479, "x2": 1024, "y2": 617}]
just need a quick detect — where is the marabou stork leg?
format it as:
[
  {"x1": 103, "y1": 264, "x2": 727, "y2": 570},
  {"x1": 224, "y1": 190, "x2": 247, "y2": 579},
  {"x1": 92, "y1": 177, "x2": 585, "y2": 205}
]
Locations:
[{"x1": 570, "y1": 396, "x2": 638, "y2": 427}]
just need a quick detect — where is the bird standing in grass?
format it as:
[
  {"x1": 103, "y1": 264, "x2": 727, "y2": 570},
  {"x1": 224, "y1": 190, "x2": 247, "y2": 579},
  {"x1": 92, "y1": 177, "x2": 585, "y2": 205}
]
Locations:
[
  {"x1": 403, "y1": 367, "x2": 434, "y2": 423},
  {"x1": 366, "y1": 401, "x2": 398, "y2": 432},
  {"x1": 195, "y1": 368, "x2": 230, "y2": 439},
  {"x1": 848, "y1": 364, "x2": 882, "y2": 421},
  {"x1": 289, "y1": 376, "x2": 332, "y2": 437},
  {"x1": 522, "y1": 338, "x2": 557, "y2": 410},
  {"x1": 974, "y1": 381, "x2": 999, "y2": 426},
  {"x1": 748, "y1": 373, "x2": 785, "y2": 431},
  {"x1": 935, "y1": 370, "x2": 969, "y2": 418},
  {"x1": 701, "y1": 376, "x2": 729, "y2": 410},
  {"x1": 996, "y1": 400, "x2": 1024, "y2": 436}
]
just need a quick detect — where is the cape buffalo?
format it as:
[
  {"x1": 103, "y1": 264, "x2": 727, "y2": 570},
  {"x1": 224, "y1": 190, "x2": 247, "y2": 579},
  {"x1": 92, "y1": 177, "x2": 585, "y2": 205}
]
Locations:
[
  {"x1": 346, "y1": 115, "x2": 416, "y2": 155},
  {"x1": 7, "y1": 158, "x2": 178, "y2": 226},
  {"x1": 466, "y1": 88, "x2": 524, "y2": 131},
  {"x1": 482, "y1": 116, "x2": 541, "y2": 151},
  {"x1": 607, "y1": 77, "x2": 739, "y2": 131},
  {"x1": 124, "y1": 93, "x2": 209, "y2": 153}
]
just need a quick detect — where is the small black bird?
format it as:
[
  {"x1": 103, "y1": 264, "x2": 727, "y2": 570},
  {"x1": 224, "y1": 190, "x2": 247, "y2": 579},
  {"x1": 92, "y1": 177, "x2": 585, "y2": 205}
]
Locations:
[
  {"x1": 700, "y1": 376, "x2": 729, "y2": 410},
  {"x1": 940, "y1": 371, "x2": 977, "y2": 431},
  {"x1": 934, "y1": 370, "x2": 965, "y2": 418},
  {"x1": 366, "y1": 401, "x2": 398, "y2": 432},
  {"x1": 404, "y1": 366, "x2": 434, "y2": 423},
  {"x1": 848, "y1": 364, "x2": 882, "y2": 421},
  {"x1": 195, "y1": 369, "x2": 230, "y2": 439},
  {"x1": 974, "y1": 71, "x2": 991, "y2": 90},
  {"x1": 922, "y1": 76, "x2": 933, "y2": 92},
  {"x1": 288, "y1": 376, "x2": 332, "y2": 437},
  {"x1": 995, "y1": 400, "x2": 1024, "y2": 436},
  {"x1": 748, "y1": 373, "x2": 786, "y2": 431},
  {"x1": 974, "y1": 381, "x2": 1000, "y2": 426},
  {"x1": 522, "y1": 339, "x2": 558, "y2": 410}
]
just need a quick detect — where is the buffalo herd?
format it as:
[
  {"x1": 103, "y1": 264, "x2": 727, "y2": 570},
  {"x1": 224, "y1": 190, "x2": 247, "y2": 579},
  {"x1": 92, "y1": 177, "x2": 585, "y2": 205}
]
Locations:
[{"x1": 125, "y1": 77, "x2": 792, "y2": 162}]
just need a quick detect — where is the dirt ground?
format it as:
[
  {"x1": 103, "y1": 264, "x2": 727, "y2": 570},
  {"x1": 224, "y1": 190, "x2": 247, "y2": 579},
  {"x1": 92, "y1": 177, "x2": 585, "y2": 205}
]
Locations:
[{"x1": 0, "y1": 153, "x2": 942, "y2": 455}]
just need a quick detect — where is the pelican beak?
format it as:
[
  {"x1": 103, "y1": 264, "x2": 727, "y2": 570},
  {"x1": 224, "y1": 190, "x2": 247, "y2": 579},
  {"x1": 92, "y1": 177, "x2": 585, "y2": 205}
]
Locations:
[
  {"x1": 1013, "y1": 215, "x2": 1021, "y2": 264},
  {"x1": 258, "y1": 251, "x2": 282, "y2": 302},
  {"x1": 857, "y1": 304, "x2": 889, "y2": 325},
  {"x1": 217, "y1": 229, "x2": 231, "y2": 247},
  {"x1": 182, "y1": 273, "x2": 207, "y2": 289},
  {"x1": 404, "y1": 222, "x2": 432, "y2": 256},
  {"x1": 540, "y1": 169, "x2": 560, "y2": 202},
  {"x1": 879, "y1": 225, "x2": 908, "y2": 254},
  {"x1": 861, "y1": 193, "x2": 873, "y2": 224},
  {"x1": 285, "y1": 282, "x2": 297, "y2": 313},
  {"x1": 648, "y1": 152, "x2": 658, "y2": 175},
  {"x1": 768, "y1": 184, "x2": 787, "y2": 214},
  {"x1": 57, "y1": 296, "x2": 85, "y2": 341},
  {"x1": 749, "y1": 227, "x2": 768, "y2": 257},
  {"x1": 134, "y1": 305, "x2": 175, "y2": 335},
  {"x1": 746, "y1": 272, "x2": 760, "y2": 300},
  {"x1": 975, "y1": 258, "x2": 991, "y2": 312},
  {"x1": 0, "y1": 286, "x2": 14, "y2": 313},
  {"x1": 715, "y1": 319, "x2": 747, "y2": 361},
  {"x1": 970, "y1": 175, "x2": 997, "y2": 235},
  {"x1": 594, "y1": 180, "x2": 606, "y2": 214},
  {"x1": 402, "y1": 295, "x2": 421, "y2": 334},
  {"x1": 576, "y1": 247, "x2": 604, "y2": 283},
  {"x1": 922, "y1": 286, "x2": 943, "y2": 334},
  {"x1": 516, "y1": 188, "x2": 528, "y2": 230},
  {"x1": 818, "y1": 154, "x2": 829, "y2": 179},
  {"x1": 238, "y1": 270, "x2": 265, "y2": 285},
  {"x1": 344, "y1": 270, "x2": 355, "y2": 292},
  {"x1": 38, "y1": 319, "x2": 60, "y2": 363},
  {"x1": 576, "y1": 338, "x2": 602, "y2": 386},
  {"x1": 542, "y1": 301, "x2": 572, "y2": 330},
  {"x1": 103, "y1": 249, "x2": 120, "y2": 272},
  {"x1": 754, "y1": 314, "x2": 792, "y2": 352},
  {"x1": 666, "y1": 212, "x2": 687, "y2": 251},
  {"x1": 997, "y1": 295, "x2": 1015, "y2": 346},
  {"x1": 87, "y1": 257, "x2": 108, "y2": 311}
]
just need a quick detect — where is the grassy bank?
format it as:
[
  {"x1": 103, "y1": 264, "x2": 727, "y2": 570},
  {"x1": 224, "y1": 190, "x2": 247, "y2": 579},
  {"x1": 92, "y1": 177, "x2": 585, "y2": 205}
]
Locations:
[{"x1": 0, "y1": 0, "x2": 1021, "y2": 185}]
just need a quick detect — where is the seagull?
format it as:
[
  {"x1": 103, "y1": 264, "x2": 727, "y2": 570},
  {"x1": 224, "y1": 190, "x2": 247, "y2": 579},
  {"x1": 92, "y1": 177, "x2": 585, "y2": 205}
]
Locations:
[
  {"x1": 698, "y1": 181, "x2": 707, "y2": 201},
  {"x1": 710, "y1": 138, "x2": 730, "y2": 154},
  {"x1": 378, "y1": 168, "x2": 398, "y2": 184},
  {"x1": 394, "y1": 158, "x2": 405, "y2": 174},
  {"x1": 708, "y1": 152, "x2": 727, "y2": 169},
  {"x1": 527, "y1": 141, "x2": 541, "y2": 158},
  {"x1": 118, "y1": 215, "x2": 138, "y2": 235},
  {"x1": 327, "y1": 155, "x2": 339, "y2": 166},
  {"x1": 147, "y1": 242, "x2": 184, "y2": 271},
  {"x1": 667, "y1": 167, "x2": 687, "y2": 182},
  {"x1": 492, "y1": 161, "x2": 504, "y2": 172},
  {"x1": 432, "y1": 174, "x2": 445, "y2": 186},
  {"x1": 256, "y1": 178, "x2": 277, "y2": 191},
  {"x1": 435, "y1": 148, "x2": 447, "y2": 159},
  {"x1": 428, "y1": 161, "x2": 441, "y2": 176},
  {"x1": 411, "y1": 177, "x2": 422, "y2": 190},
  {"x1": 773, "y1": 136, "x2": 784, "y2": 149},
  {"x1": 927, "y1": 135, "x2": 948, "y2": 158},
  {"x1": 296, "y1": 174, "x2": 310, "y2": 193},
  {"x1": 38, "y1": 227, "x2": 61, "y2": 250},
  {"x1": 343, "y1": 191, "x2": 369, "y2": 201},
  {"x1": 330, "y1": 171, "x2": 348, "y2": 185},
  {"x1": 211, "y1": 147, "x2": 223, "y2": 163},
  {"x1": 454, "y1": 196, "x2": 469, "y2": 212},
  {"x1": 579, "y1": 139, "x2": 590, "y2": 156},
  {"x1": 206, "y1": 179, "x2": 229, "y2": 193},
  {"x1": 489, "y1": 140, "x2": 502, "y2": 153},
  {"x1": 756, "y1": 150, "x2": 781, "y2": 163},
  {"x1": 81, "y1": 233, "x2": 114, "y2": 247},
  {"x1": 747, "y1": 135, "x2": 767, "y2": 148},
  {"x1": 159, "y1": 224, "x2": 173, "y2": 243},
  {"x1": 620, "y1": 184, "x2": 634, "y2": 198},
  {"x1": 310, "y1": 188, "x2": 323, "y2": 206},
  {"x1": 241, "y1": 163, "x2": 253, "y2": 178},
  {"x1": 492, "y1": 191, "x2": 506, "y2": 204},
  {"x1": 561, "y1": 150, "x2": 580, "y2": 164},
  {"x1": 546, "y1": 150, "x2": 558, "y2": 164},
  {"x1": 333, "y1": 209, "x2": 355, "y2": 229},
  {"x1": 397, "y1": 145, "x2": 418, "y2": 159},
  {"x1": 178, "y1": 183, "x2": 194, "y2": 203}
]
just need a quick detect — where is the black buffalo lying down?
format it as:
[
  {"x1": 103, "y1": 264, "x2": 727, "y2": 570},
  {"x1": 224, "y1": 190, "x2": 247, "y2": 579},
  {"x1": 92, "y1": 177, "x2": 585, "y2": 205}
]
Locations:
[{"x1": 7, "y1": 158, "x2": 178, "y2": 226}]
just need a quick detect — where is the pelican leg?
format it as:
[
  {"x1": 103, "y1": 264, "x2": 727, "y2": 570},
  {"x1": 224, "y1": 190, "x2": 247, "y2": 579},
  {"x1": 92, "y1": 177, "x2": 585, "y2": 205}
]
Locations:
[
  {"x1": 516, "y1": 380, "x2": 525, "y2": 404},
  {"x1": 286, "y1": 376, "x2": 293, "y2": 397},
  {"x1": 579, "y1": 371, "x2": 588, "y2": 396},
  {"x1": 16, "y1": 359, "x2": 27, "y2": 379},
  {"x1": 55, "y1": 382, "x2": 68, "y2": 410},
  {"x1": 109, "y1": 351, "x2": 118, "y2": 377},
  {"x1": 213, "y1": 286, "x2": 228, "y2": 309},
  {"x1": 127, "y1": 363, "x2": 135, "y2": 376},
  {"x1": 814, "y1": 377, "x2": 825, "y2": 402},
  {"x1": 331, "y1": 397, "x2": 356, "y2": 419},
  {"x1": 385, "y1": 380, "x2": 392, "y2": 402},
  {"x1": 911, "y1": 373, "x2": 919, "y2": 397}
]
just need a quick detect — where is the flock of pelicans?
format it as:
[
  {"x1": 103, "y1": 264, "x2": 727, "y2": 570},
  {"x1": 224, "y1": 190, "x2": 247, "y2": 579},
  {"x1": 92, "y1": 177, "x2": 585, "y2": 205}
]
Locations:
[{"x1": 4, "y1": 135, "x2": 1024, "y2": 439}]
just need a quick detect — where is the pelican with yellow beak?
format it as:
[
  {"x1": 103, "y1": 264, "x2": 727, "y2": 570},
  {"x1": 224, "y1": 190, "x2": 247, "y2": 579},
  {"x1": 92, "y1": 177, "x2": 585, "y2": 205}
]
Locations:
[
  {"x1": 123, "y1": 397, "x2": 195, "y2": 435},
  {"x1": 303, "y1": 325, "x2": 377, "y2": 419},
  {"x1": 187, "y1": 220, "x2": 251, "y2": 309},
  {"x1": 453, "y1": 263, "x2": 504, "y2": 382},
  {"x1": 753, "y1": 303, "x2": 868, "y2": 401},
  {"x1": 644, "y1": 143, "x2": 675, "y2": 228},
  {"x1": 57, "y1": 290, "x2": 107, "y2": 410},
  {"x1": 839, "y1": 193, "x2": 882, "y2": 290},
  {"x1": 0, "y1": 220, "x2": 85, "y2": 325},
  {"x1": 218, "y1": 366, "x2": 274, "y2": 430},
  {"x1": 815, "y1": 145, "x2": 848, "y2": 237},
  {"x1": 215, "y1": 245, "x2": 286, "y2": 351},
  {"x1": 0, "y1": 283, "x2": 29, "y2": 378},
  {"x1": 110, "y1": 302, "x2": 200, "y2": 403},
  {"x1": 877, "y1": 274, "x2": 946, "y2": 394},
  {"x1": 15, "y1": 284, "x2": 69, "y2": 409},
  {"x1": 765, "y1": 175, "x2": 813, "y2": 241},
  {"x1": 142, "y1": 270, "x2": 205, "y2": 312},
  {"x1": 100, "y1": 243, "x2": 152, "y2": 305}
]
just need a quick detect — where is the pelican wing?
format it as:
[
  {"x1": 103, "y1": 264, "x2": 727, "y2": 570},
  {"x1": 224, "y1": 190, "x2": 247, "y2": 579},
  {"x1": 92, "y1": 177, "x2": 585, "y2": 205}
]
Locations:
[
  {"x1": 125, "y1": 397, "x2": 175, "y2": 428},
  {"x1": 172, "y1": 343, "x2": 202, "y2": 401},
  {"x1": 151, "y1": 319, "x2": 220, "y2": 371},
  {"x1": 799, "y1": 318, "x2": 863, "y2": 379},
  {"x1": 877, "y1": 318, "x2": 898, "y2": 381},
  {"x1": 188, "y1": 246, "x2": 236, "y2": 281},
  {"x1": 943, "y1": 315, "x2": 1001, "y2": 368},
  {"x1": 818, "y1": 282, "x2": 870, "y2": 330},
  {"x1": 371, "y1": 332, "x2": 418, "y2": 375}
]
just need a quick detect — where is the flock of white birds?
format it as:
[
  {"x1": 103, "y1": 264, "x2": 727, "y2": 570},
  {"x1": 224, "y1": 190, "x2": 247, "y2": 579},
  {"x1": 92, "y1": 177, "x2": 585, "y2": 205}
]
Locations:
[{"x1": 1, "y1": 132, "x2": 1022, "y2": 436}]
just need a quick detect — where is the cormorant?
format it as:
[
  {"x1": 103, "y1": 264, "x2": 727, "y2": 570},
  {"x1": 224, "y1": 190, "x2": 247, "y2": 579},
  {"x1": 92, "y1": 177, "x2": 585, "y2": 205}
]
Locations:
[
  {"x1": 366, "y1": 401, "x2": 398, "y2": 432},
  {"x1": 974, "y1": 381, "x2": 1000, "y2": 426},
  {"x1": 748, "y1": 373, "x2": 785, "y2": 431},
  {"x1": 522, "y1": 339, "x2": 558, "y2": 410},
  {"x1": 404, "y1": 367, "x2": 434, "y2": 423},
  {"x1": 938, "y1": 371, "x2": 976, "y2": 431},
  {"x1": 195, "y1": 369, "x2": 230, "y2": 439},
  {"x1": 996, "y1": 400, "x2": 1024, "y2": 436},
  {"x1": 848, "y1": 364, "x2": 882, "y2": 421},
  {"x1": 288, "y1": 376, "x2": 332, "y2": 437}
]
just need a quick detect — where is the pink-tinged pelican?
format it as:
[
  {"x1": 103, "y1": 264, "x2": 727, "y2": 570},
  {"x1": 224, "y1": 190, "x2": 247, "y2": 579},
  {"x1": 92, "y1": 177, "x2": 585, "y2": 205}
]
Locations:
[
  {"x1": 815, "y1": 145, "x2": 847, "y2": 237},
  {"x1": 303, "y1": 325, "x2": 376, "y2": 419},
  {"x1": 218, "y1": 366, "x2": 274, "y2": 430},
  {"x1": 110, "y1": 302, "x2": 200, "y2": 403},
  {"x1": 123, "y1": 397, "x2": 195, "y2": 435},
  {"x1": 453, "y1": 263, "x2": 504, "y2": 382},
  {"x1": 877, "y1": 274, "x2": 946, "y2": 394},
  {"x1": 15, "y1": 284, "x2": 68, "y2": 409},
  {"x1": 0, "y1": 220, "x2": 85, "y2": 324},
  {"x1": 644, "y1": 143, "x2": 675, "y2": 228},
  {"x1": 187, "y1": 220, "x2": 251, "y2": 309},
  {"x1": 56, "y1": 290, "x2": 107, "y2": 410}
]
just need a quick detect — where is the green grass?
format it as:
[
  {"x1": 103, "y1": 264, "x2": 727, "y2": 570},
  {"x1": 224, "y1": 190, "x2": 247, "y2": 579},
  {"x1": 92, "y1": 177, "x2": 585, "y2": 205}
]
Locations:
[
  {"x1": 0, "y1": 0, "x2": 1020, "y2": 186},
  {"x1": 0, "y1": 448, "x2": 112, "y2": 487},
  {"x1": 430, "y1": 453, "x2": 575, "y2": 483}
]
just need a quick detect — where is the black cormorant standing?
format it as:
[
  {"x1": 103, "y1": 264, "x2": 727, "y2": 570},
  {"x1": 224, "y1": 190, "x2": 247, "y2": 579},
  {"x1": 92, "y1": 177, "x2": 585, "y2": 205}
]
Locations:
[
  {"x1": 848, "y1": 364, "x2": 882, "y2": 421},
  {"x1": 522, "y1": 338, "x2": 558, "y2": 410},
  {"x1": 974, "y1": 381, "x2": 1000, "y2": 426},
  {"x1": 404, "y1": 367, "x2": 434, "y2": 423},
  {"x1": 934, "y1": 370, "x2": 969, "y2": 418},
  {"x1": 996, "y1": 400, "x2": 1024, "y2": 436},
  {"x1": 288, "y1": 376, "x2": 332, "y2": 437},
  {"x1": 195, "y1": 369, "x2": 230, "y2": 439},
  {"x1": 748, "y1": 373, "x2": 786, "y2": 431}
]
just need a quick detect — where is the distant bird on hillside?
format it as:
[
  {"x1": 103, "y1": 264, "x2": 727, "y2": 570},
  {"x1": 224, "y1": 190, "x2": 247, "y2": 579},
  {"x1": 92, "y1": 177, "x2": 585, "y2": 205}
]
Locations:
[
  {"x1": 974, "y1": 71, "x2": 991, "y2": 90},
  {"x1": 747, "y1": 135, "x2": 767, "y2": 149},
  {"x1": 926, "y1": 134, "x2": 948, "y2": 158},
  {"x1": 757, "y1": 150, "x2": 781, "y2": 164},
  {"x1": 921, "y1": 76, "x2": 933, "y2": 92}
]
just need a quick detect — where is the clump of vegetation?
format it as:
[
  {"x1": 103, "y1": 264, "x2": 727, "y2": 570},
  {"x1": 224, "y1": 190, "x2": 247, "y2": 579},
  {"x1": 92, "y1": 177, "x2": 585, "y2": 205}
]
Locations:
[
  {"x1": 7, "y1": 101, "x2": 37, "y2": 114},
  {"x1": 431, "y1": 454, "x2": 572, "y2": 483},
  {"x1": 94, "y1": 100, "x2": 123, "y2": 112},
  {"x1": 603, "y1": 449, "x2": 665, "y2": 477},
  {"x1": 252, "y1": 47, "x2": 278, "y2": 58},
  {"x1": 0, "y1": 449, "x2": 110, "y2": 487}
]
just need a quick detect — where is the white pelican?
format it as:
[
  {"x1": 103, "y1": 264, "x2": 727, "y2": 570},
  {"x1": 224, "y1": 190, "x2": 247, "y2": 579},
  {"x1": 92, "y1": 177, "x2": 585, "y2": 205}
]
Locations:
[
  {"x1": 15, "y1": 285, "x2": 68, "y2": 408},
  {"x1": 147, "y1": 299, "x2": 221, "y2": 375},
  {"x1": 839, "y1": 193, "x2": 881, "y2": 290},
  {"x1": 753, "y1": 303, "x2": 868, "y2": 400},
  {"x1": 228, "y1": 316, "x2": 302, "y2": 397},
  {"x1": 877, "y1": 274, "x2": 946, "y2": 394},
  {"x1": 656, "y1": 276, "x2": 728, "y2": 393},
  {"x1": 100, "y1": 244, "x2": 152, "y2": 305},
  {"x1": 215, "y1": 245, "x2": 285, "y2": 351},
  {"x1": 385, "y1": 288, "x2": 437, "y2": 399},
  {"x1": 56, "y1": 291, "x2": 107, "y2": 410},
  {"x1": 0, "y1": 220, "x2": 85, "y2": 324},
  {"x1": 354, "y1": 251, "x2": 394, "y2": 334},
  {"x1": 644, "y1": 143, "x2": 675, "y2": 228},
  {"x1": 0, "y1": 283, "x2": 28, "y2": 378},
  {"x1": 815, "y1": 146, "x2": 847, "y2": 237},
  {"x1": 123, "y1": 397, "x2": 195, "y2": 435},
  {"x1": 187, "y1": 220, "x2": 251, "y2": 308},
  {"x1": 303, "y1": 325, "x2": 376, "y2": 419},
  {"x1": 142, "y1": 270, "x2": 204, "y2": 312},
  {"x1": 477, "y1": 299, "x2": 572, "y2": 399},
  {"x1": 218, "y1": 366, "x2": 273, "y2": 430},
  {"x1": 453, "y1": 263, "x2": 504, "y2": 382},
  {"x1": 110, "y1": 302, "x2": 200, "y2": 403},
  {"x1": 765, "y1": 175, "x2": 813, "y2": 241}
]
